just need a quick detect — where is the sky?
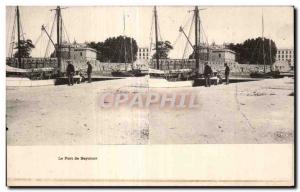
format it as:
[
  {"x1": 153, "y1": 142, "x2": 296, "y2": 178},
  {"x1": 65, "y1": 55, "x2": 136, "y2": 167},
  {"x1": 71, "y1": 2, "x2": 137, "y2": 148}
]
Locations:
[{"x1": 6, "y1": 6, "x2": 294, "y2": 58}]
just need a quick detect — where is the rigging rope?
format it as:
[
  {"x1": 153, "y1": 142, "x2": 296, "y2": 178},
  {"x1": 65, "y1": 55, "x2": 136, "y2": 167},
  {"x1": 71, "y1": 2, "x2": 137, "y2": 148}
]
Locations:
[
  {"x1": 149, "y1": 12, "x2": 154, "y2": 54},
  {"x1": 157, "y1": 17, "x2": 163, "y2": 42},
  {"x1": 172, "y1": 30, "x2": 182, "y2": 48},
  {"x1": 62, "y1": 18, "x2": 71, "y2": 43},
  {"x1": 7, "y1": 8, "x2": 14, "y2": 57},
  {"x1": 172, "y1": 12, "x2": 192, "y2": 48},
  {"x1": 182, "y1": 14, "x2": 194, "y2": 59},
  {"x1": 34, "y1": 31, "x2": 44, "y2": 46},
  {"x1": 200, "y1": 22, "x2": 209, "y2": 46},
  {"x1": 19, "y1": 14, "x2": 26, "y2": 41},
  {"x1": 9, "y1": 10, "x2": 17, "y2": 57},
  {"x1": 182, "y1": 12, "x2": 193, "y2": 30},
  {"x1": 44, "y1": 13, "x2": 56, "y2": 58}
]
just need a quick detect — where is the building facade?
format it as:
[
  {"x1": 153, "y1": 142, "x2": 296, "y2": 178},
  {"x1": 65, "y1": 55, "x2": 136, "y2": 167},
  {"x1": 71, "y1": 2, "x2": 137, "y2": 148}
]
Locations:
[
  {"x1": 55, "y1": 42, "x2": 99, "y2": 72},
  {"x1": 137, "y1": 47, "x2": 150, "y2": 60},
  {"x1": 73, "y1": 48, "x2": 97, "y2": 61},
  {"x1": 188, "y1": 47, "x2": 236, "y2": 64},
  {"x1": 149, "y1": 47, "x2": 237, "y2": 72},
  {"x1": 59, "y1": 43, "x2": 97, "y2": 61},
  {"x1": 210, "y1": 49, "x2": 236, "y2": 64},
  {"x1": 134, "y1": 47, "x2": 151, "y2": 70}
]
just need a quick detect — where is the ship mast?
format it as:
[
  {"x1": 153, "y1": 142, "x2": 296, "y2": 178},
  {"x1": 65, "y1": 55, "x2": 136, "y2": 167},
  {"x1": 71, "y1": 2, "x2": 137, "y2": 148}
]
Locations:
[
  {"x1": 124, "y1": 13, "x2": 134, "y2": 70},
  {"x1": 123, "y1": 12, "x2": 128, "y2": 71},
  {"x1": 269, "y1": 39, "x2": 272, "y2": 72},
  {"x1": 262, "y1": 9, "x2": 266, "y2": 73},
  {"x1": 179, "y1": 6, "x2": 205, "y2": 74},
  {"x1": 154, "y1": 6, "x2": 159, "y2": 70},
  {"x1": 194, "y1": 6, "x2": 199, "y2": 75},
  {"x1": 130, "y1": 38, "x2": 134, "y2": 70},
  {"x1": 56, "y1": 6, "x2": 62, "y2": 73},
  {"x1": 16, "y1": 6, "x2": 21, "y2": 68}
]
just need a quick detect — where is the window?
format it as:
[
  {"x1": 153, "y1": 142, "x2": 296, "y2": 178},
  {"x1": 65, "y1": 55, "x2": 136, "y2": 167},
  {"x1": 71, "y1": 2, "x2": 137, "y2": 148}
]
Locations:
[
  {"x1": 219, "y1": 53, "x2": 221, "y2": 58},
  {"x1": 80, "y1": 52, "x2": 83, "y2": 56}
]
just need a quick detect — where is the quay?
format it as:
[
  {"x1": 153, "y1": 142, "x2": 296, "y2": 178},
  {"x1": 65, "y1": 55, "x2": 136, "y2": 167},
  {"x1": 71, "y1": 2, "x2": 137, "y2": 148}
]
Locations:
[
  {"x1": 193, "y1": 77, "x2": 263, "y2": 86},
  {"x1": 55, "y1": 75, "x2": 124, "y2": 85}
]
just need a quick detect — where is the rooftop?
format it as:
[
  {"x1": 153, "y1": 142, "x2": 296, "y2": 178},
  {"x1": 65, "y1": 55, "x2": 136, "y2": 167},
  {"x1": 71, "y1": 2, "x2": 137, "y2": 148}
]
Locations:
[{"x1": 211, "y1": 48, "x2": 236, "y2": 54}]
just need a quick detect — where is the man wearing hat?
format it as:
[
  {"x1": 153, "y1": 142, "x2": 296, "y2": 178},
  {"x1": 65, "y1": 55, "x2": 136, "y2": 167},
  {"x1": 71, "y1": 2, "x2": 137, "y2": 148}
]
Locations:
[
  {"x1": 66, "y1": 61, "x2": 75, "y2": 86},
  {"x1": 203, "y1": 62, "x2": 213, "y2": 87},
  {"x1": 87, "y1": 61, "x2": 93, "y2": 83},
  {"x1": 224, "y1": 63, "x2": 230, "y2": 85}
]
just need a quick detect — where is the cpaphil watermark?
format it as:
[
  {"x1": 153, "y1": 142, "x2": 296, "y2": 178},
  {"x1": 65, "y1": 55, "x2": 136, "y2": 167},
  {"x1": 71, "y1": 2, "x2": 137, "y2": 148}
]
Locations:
[{"x1": 98, "y1": 92, "x2": 200, "y2": 109}]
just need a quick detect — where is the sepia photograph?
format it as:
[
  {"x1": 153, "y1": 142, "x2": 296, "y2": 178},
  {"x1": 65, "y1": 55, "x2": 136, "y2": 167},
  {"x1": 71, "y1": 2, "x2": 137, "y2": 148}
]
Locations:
[{"x1": 6, "y1": 5, "x2": 295, "y2": 186}]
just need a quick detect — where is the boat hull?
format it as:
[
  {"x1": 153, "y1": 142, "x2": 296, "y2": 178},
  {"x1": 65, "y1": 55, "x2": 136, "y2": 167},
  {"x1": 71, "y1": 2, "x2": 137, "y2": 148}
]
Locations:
[
  {"x1": 149, "y1": 78, "x2": 193, "y2": 88},
  {"x1": 6, "y1": 77, "x2": 55, "y2": 87}
]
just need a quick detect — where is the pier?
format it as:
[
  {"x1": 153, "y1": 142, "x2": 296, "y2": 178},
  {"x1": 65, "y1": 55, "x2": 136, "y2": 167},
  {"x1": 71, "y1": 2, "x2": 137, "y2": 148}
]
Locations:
[
  {"x1": 193, "y1": 77, "x2": 263, "y2": 86},
  {"x1": 55, "y1": 75, "x2": 124, "y2": 85}
]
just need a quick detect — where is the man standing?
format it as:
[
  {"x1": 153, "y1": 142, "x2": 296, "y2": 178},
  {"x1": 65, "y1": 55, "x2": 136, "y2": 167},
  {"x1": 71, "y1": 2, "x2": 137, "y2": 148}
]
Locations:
[
  {"x1": 224, "y1": 63, "x2": 230, "y2": 85},
  {"x1": 66, "y1": 61, "x2": 75, "y2": 86},
  {"x1": 87, "y1": 61, "x2": 93, "y2": 83},
  {"x1": 204, "y1": 62, "x2": 213, "y2": 87}
]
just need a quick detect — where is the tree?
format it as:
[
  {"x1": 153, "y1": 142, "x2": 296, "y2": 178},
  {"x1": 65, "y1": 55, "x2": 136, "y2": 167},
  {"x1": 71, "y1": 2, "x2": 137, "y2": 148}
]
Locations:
[
  {"x1": 152, "y1": 41, "x2": 173, "y2": 59},
  {"x1": 226, "y1": 37, "x2": 277, "y2": 65},
  {"x1": 14, "y1": 39, "x2": 35, "y2": 58},
  {"x1": 87, "y1": 36, "x2": 138, "y2": 63}
]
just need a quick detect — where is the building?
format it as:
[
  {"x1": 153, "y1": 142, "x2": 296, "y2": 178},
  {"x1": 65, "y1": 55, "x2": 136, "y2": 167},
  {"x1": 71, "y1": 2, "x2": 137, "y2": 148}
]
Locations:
[
  {"x1": 73, "y1": 47, "x2": 97, "y2": 61},
  {"x1": 134, "y1": 47, "x2": 151, "y2": 70},
  {"x1": 275, "y1": 48, "x2": 294, "y2": 69},
  {"x1": 148, "y1": 47, "x2": 237, "y2": 72},
  {"x1": 137, "y1": 47, "x2": 150, "y2": 60},
  {"x1": 56, "y1": 42, "x2": 98, "y2": 61},
  {"x1": 188, "y1": 45, "x2": 236, "y2": 64},
  {"x1": 52, "y1": 42, "x2": 100, "y2": 72},
  {"x1": 209, "y1": 48, "x2": 236, "y2": 64}
]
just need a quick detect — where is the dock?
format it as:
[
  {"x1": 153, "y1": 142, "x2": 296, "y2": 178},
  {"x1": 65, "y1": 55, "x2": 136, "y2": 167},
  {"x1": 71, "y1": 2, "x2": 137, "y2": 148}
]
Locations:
[
  {"x1": 55, "y1": 75, "x2": 124, "y2": 85},
  {"x1": 193, "y1": 77, "x2": 263, "y2": 86}
]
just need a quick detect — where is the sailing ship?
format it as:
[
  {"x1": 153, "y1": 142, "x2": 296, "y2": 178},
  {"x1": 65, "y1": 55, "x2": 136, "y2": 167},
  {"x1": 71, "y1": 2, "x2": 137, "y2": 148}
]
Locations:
[
  {"x1": 147, "y1": 6, "x2": 210, "y2": 87},
  {"x1": 249, "y1": 9, "x2": 280, "y2": 78},
  {"x1": 111, "y1": 12, "x2": 145, "y2": 77},
  {"x1": 6, "y1": 6, "x2": 107, "y2": 81},
  {"x1": 6, "y1": 6, "x2": 64, "y2": 79},
  {"x1": 7, "y1": 6, "x2": 220, "y2": 85}
]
